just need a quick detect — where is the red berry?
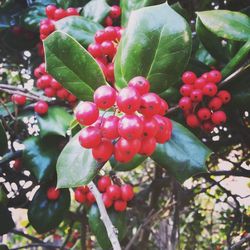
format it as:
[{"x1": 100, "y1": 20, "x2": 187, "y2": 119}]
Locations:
[
  {"x1": 114, "y1": 200, "x2": 127, "y2": 212},
  {"x1": 101, "y1": 41, "x2": 116, "y2": 57},
  {"x1": 34, "y1": 67, "x2": 42, "y2": 78},
  {"x1": 180, "y1": 84, "x2": 193, "y2": 96},
  {"x1": 158, "y1": 98, "x2": 169, "y2": 116},
  {"x1": 154, "y1": 115, "x2": 172, "y2": 143},
  {"x1": 44, "y1": 87, "x2": 56, "y2": 97},
  {"x1": 40, "y1": 75, "x2": 52, "y2": 88},
  {"x1": 50, "y1": 79, "x2": 62, "y2": 90},
  {"x1": 190, "y1": 89, "x2": 203, "y2": 102},
  {"x1": 94, "y1": 85, "x2": 116, "y2": 110},
  {"x1": 128, "y1": 76, "x2": 150, "y2": 95},
  {"x1": 79, "y1": 126, "x2": 101, "y2": 148},
  {"x1": 141, "y1": 116, "x2": 159, "y2": 138},
  {"x1": 39, "y1": 63, "x2": 46, "y2": 74},
  {"x1": 106, "y1": 184, "x2": 121, "y2": 200},
  {"x1": 114, "y1": 149, "x2": 134, "y2": 163},
  {"x1": 34, "y1": 101, "x2": 48, "y2": 115},
  {"x1": 207, "y1": 70, "x2": 222, "y2": 83},
  {"x1": 74, "y1": 188, "x2": 86, "y2": 203},
  {"x1": 115, "y1": 138, "x2": 141, "y2": 157},
  {"x1": 202, "y1": 121, "x2": 215, "y2": 132},
  {"x1": 102, "y1": 193, "x2": 113, "y2": 208},
  {"x1": 47, "y1": 187, "x2": 60, "y2": 201},
  {"x1": 92, "y1": 139, "x2": 114, "y2": 162},
  {"x1": 13, "y1": 159, "x2": 22, "y2": 171},
  {"x1": 101, "y1": 115, "x2": 119, "y2": 139},
  {"x1": 117, "y1": 87, "x2": 141, "y2": 114},
  {"x1": 67, "y1": 94, "x2": 77, "y2": 103},
  {"x1": 66, "y1": 7, "x2": 79, "y2": 16},
  {"x1": 56, "y1": 88, "x2": 69, "y2": 100},
  {"x1": 178, "y1": 97, "x2": 192, "y2": 111},
  {"x1": 11, "y1": 94, "x2": 26, "y2": 106},
  {"x1": 95, "y1": 30, "x2": 107, "y2": 44},
  {"x1": 217, "y1": 90, "x2": 231, "y2": 104},
  {"x1": 104, "y1": 26, "x2": 117, "y2": 41},
  {"x1": 106, "y1": 63, "x2": 114, "y2": 79},
  {"x1": 92, "y1": 116, "x2": 105, "y2": 128},
  {"x1": 104, "y1": 16, "x2": 113, "y2": 26},
  {"x1": 109, "y1": 5, "x2": 121, "y2": 19},
  {"x1": 201, "y1": 72, "x2": 209, "y2": 81},
  {"x1": 139, "y1": 137, "x2": 156, "y2": 156},
  {"x1": 197, "y1": 108, "x2": 211, "y2": 121},
  {"x1": 203, "y1": 83, "x2": 218, "y2": 97},
  {"x1": 211, "y1": 111, "x2": 227, "y2": 125},
  {"x1": 182, "y1": 71, "x2": 197, "y2": 85},
  {"x1": 36, "y1": 78, "x2": 44, "y2": 89},
  {"x1": 45, "y1": 5, "x2": 57, "y2": 19},
  {"x1": 97, "y1": 176, "x2": 112, "y2": 192},
  {"x1": 75, "y1": 102, "x2": 99, "y2": 126},
  {"x1": 121, "y1": 184, "x2": 134, "y2": 201},
  {"x1": 208, "y1": 97, "x2": 223, "y2": 110},
  {"x1": 54, "y1": 8, "x2": 67, "y2": 20},
  {"x1": 186, "y1": 114, "x2": 200, "y2": 128},
  {"x1": 139, "y1": 93, "x2": 160, "y2": 117},
  {"x1": 40, "y1": 24, "x2": 53, "y2": 36},
  {"x1": 194, "y1": 77, "x2": 207, "y2": 89},
  {"x1": 88, "y1": 43, "x2": 102, "y2": 58},
  {"x1": 79, "y1": 186, "x2": 89, "y2": 193},
  {"x1": 86, "y1": 192, "x2": 96, "y2": 204},
  {"x1": 118, "y1": 114, "x2": 143, "y2": 140}
]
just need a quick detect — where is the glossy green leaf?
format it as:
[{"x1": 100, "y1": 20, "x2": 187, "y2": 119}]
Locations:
[
  {"x1": 151, "y1": 121, "x2": 211, "y2": 183},
  {"x1": 37, "y1": 106, "x2": 72, "y2": 138},
  {"x1": 0, "y1": 102, "x2": 14, "y2": 117},
  {"x1": 115, "y1": 3, "x2": 192, "y2": 95},
  {"x1": 88, "y1": 204, "x2": 126, "y2": 250},
  {"x1": 28, "y1": 187, "x2": 70, "y2": 234},
  {"x1": 55, "y1": 16, "x2": 103, "y2": 48},
  {"x1": 56, "y1": 0, "x2": 89, "y2": 8},
  {"x1": 82, "y1": 0, "x2": 111, "y2": 23},
  {"x1": 44, "y1": 31, "x2": 106, "y2": 101},
  {"x1": 196, "y1": 10, "x2": 250, "y2": 41},
  {"x1": 195, "y1": 43, "x2": 216, "y2": 66},
  {"x1": 0, "y1": 121, "x2": 8, "y2": 156},
  {"x1": 0, "y1": 204, "x2": 15, "y2": 235},
  {"x1": 171, "y1": 2, "x2": 190, "y2": 21},
  {"x1": 23, "y1": 136, "x2": 62, "y2": 183},
  {"x1": 56, "y1": 131, "x2": 99, "y2": 188},
  {"x1": 110, "y1": 154, "x2": 146, "y2": 171}
]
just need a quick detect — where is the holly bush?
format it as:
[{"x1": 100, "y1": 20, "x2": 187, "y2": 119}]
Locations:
[{"x1": 0, "y1": 0, "x2": 249, "y2": 249}]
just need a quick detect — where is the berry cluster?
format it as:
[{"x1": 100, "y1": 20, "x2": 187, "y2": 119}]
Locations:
[
  {"x1": 76, "y1": 76, "x2": 172, "y2": 163},
  {"x1": 103, "y1": 5, "x2": 121, "y2": 27},
  {"x1": 88, "y1": 26, "x2": 123, "y2": 85},
  {"x1": 40, "y1": 5, "x2": 79, "y2": 40},
  {"x1": 74, "y1": 176, "x2": 134, "y2": 212},
  {"x1": 179, "y1": 70, "x2": 231, "y2": 132},
  {"x1": 34, "y1": 62, "x2": 77, "y2": 104}
]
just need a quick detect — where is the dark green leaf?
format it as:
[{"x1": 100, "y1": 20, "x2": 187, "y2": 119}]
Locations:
[
  {"x1": 171, "y1": 2, "x2": 190, "y2": 21},
  {"x1": 23, "y1": 136, "x2": 62, "y2": 183},
  {"x1": 82, "y1": 0, "x2": 111, "y2": 23},
  {"x1": 56, "y1": 131, "x2": 99, "y2": 188},
  {"x1": 195, "y1": 43, "x2": 216, "y2": 66},
  {"x1": 55, "y1": 16, "x2": 103, "y2": 47},
  {"x1": 196, "y1": 10, "x2": 250, "y2": 41},
  {"x1": 151, "y1": 121, "x2": 211, "y2": 183},
  {"x1": 0, "y1": 204, "x2": 15, "y2": 236},
  {"x1": 28, "y1": 187, "x2": 70, "y2": 234},
  {"x1": 115, "y1": 3, "x2": 192, "y2": 95},
  {"x1": 56, "y1": 0, "x2": 89, "y2": 8},
  {"x1": 88, "y1": 204, "x2": 126, "y2": 250},
  {"x1": 37, "y1": 106, "x2": 72, "y2": 138},
  {"x1": 0, "y1": 121, "x2": 8, "y2": 156},
  {"x1": 0, "y1": 102, "x2": 14, "y2": 117},
  {"x1": 44, "y1": 31, "x2": 106, "y2": 101}
]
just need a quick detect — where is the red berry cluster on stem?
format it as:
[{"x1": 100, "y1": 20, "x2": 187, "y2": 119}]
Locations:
[
  {"x1": 88, "y1": 26, "x2": 123, "y2": 85},
  {"x1": 179, "y1": 70, "x2": 231, "y2": 132},
  {"x1": 76, "y1": 76, "x2": 172, "y2": 163},
  {"x1": 74, "y1": 176, "x2": 134, "y2": 212},
  {"x1": 103, "y1": 5, "x2": 121, "y2": 27}
]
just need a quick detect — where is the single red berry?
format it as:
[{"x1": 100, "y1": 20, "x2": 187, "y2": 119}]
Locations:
[
  {"x1": 34, "y1": 67, "x2": 42, "y2": 78},
  {"x1": 141, "y1": 116, "x2": 159, "y2": 138},
  {"x1": 44, "y1": 87, "x2": 56, "y2": 97},
  {"x1": 66, "y1": 7, "x2": 79, "y2": 16},
  {"x1": 67, "y1": 94, "x2": 77, "y2": 103},
  {"x1": 39, "y1": 63, "x2": 46, "y2": 74},
  {"x1": 88, "y1": 43, "x2": 103, "y2": 58},
  {"x1": 115, "y1": 137, "x2": 141, "y2": 157},
  {"x1": 47, "y1": 187, "x2": 60, "y2": 201},
  {"x1": 201, "y1": 72, "x2": 209, "y2": 81},
  {"x1": 128, "y1": 76, "x2": 150, "y2": 95},
  {"x1": 202, "y1": 121, "x2": 215, "y2": 132},
  {"x1": 117, "y1": 87, "x2": 141, "y2": 114},
  {"x1": 217, "y1": 90, "x2": 231, "y2": 104},
  {"x1": 180, "y1": 84, "x2": 193, "y2": 96},
  {"x1": 203, "y1": 83, "x2": 218, "y2": 97},
  {"x1": 92, "y1": 139, "x2": 114, "y2": 162},
  {"x1": 56, "y1": 88, "x2": 70, "y2": 100},
  {"x1": 104, "y1": 16, "x2": 113, "y2": 26},
  {"x1": 104, "y1": 26, "x2": 117, "y2": 41},
  {"x1": 39, "y1": 24, "x2": 51, "y2": 36},
  {"x1": 106, "y1": 63, "x2": 114, "y2": 79},
  {"x1": 186, "y1": 114, "x2": 200, "y2": 128},
  {"x1": 194, "y1": 77, "x2": 207, "y2": 89},
  {"x1": 94, "y1": 30, "x2": 107, "y2": 44},
  {"x1": 86, "y1": 192, "x2": 96, "y2": 204},
  {"x1": 11, "y1": 94, "x2": 26, "y2": 106},
  {"x1": 101, "y1": 115, "x2": 119, "y2": 139},
  {"x1": 109, "y1": 5, "x2": 121, "y2": 19},
  {"x1": 36, "y1": 78, "x2": 45, "y2": 89},
  {"x1": 121, "y1": 184, "x2": 134, "y2": 201},
  {"x1": 114, "y1": 200, "x2": 127, "y2": 212},
  {"x1": 106, "y1": 184, "x2": 121, "y2": 200},
  {"x1": 178, "y1": 97, "x2": 192, "y2": 111},
  {"x1": 79, "y1": 126, "x2": 101, "y2": 149},
  {"x1": 101, "y1": 41, "x2": 116, "y2": 57},
  {"x1": 139, "y1": 93, "x2": 161, "y2": 117},
  {"x1": 154, "y1": 115, "x2": 172, "y2": 143},
  {"x1": 208, "y1": 97, "x2": 223, "y2": 110},
  {"x1": 158, "y1": 98, "x2": 169, "y2": 116},
  {"x1": 13, "y1": 159, "x2": 22, "y2": 171},
  {"x1": 102, "y1": 193, "x2": 113, "y2": 208},
  {"x1": 207, "y1": 70, "x2": 222, "y2": 83},
  {"x1": 75, "y1": 102, "x2": 99, "y2": 126},
  {"x1": 118, "y1": 114, "x2": 143, "y2": 140},
  {"x1": 114, "y1": 149, "x2": 134, "y2": 163},
  {"x1": 45, "y1": 5, "x2": 57, "y2": 19},
  {"x1": 139, "y1": 137, "x2": 156, "y2": 156},
  {"x1": 182, "y1": 71, "x2": 197, "y2": 85},
  {"x1": 40, "y1": 75, "x2": 52, "y2": 88},
  {"x1": 211, "y1": 111, "x2": 227, "y2": 125},
  {"x1": 94, "y1": 85, "x2": 117, "y2": 110},
  {"x1": 97, "y1": 176, "x2": 112, "y2": 192},
  {"x1": 50, "y1": 79, "x2": 62, "y2": 90},
  {"x1": 54, "y1": 8, "x2": 67, "y2": 20},
  {"x1": 34, "y1": 101, "x2": 49, "y2": 115},
  {"x1": 79, "y1": 186, "x2": 89, "y2": 193},
  {"x1": 190, "y1": 89, "x2": 203, "y2": 102},
  {"x1": 74, "y1": 188, "x2": 86, "y2": 203},
  {"x1": 197, "y1": 108, "x2": 211, "y2": 121}
]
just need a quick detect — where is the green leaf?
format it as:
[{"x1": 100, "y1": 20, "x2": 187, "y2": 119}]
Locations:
[
  {"x1": 44, "y1": 31, "x2": 106, "y2": 101},
  {"x1": 28, "y1": 187, "x2": 70, "y2": 234},
  {"x1": 82, "y1": 0, "x2": 111, "y2": 23},
  {"x1": 55, "y1": 16, "x2": 103, "y2": 48},
  {"x1": 171, "y1": 2, "x2": 190, "y2": 21},
  {"x1": 56, "y1": 131, "x2": 99, "y2": 188},
  {"x1": 115, "y1": 3, "x2": 192, "y2": 95},
  {"x1": 195, "y1": 43, "x2": 216, "y2": 66},
  {"x1": 56, "y1": 0, "x2": 89, "y2": 8},
  {"x1": 23, "y1": 136, "x2": 62, "y2": 183},
  {"x1": 110, "y1": 155, "x2": 146, "y2": 171},
  {"x1": 0, "y1": 204, "x2": 15, "y2": 236},
  {"x1": 37, "y1": 106, "x2": 72, "y2": 138},
  {"x1": 0, "y1": 121, "x2": 8, "y2": 156},
  {"x1": 88, "y1": 204, "x2": 126, "y2": 250},
  {"x1": 196, "y1": 10, "x2": 250, "y2": 42},
  {"x1": 151, "y1": 121, "x2": 211, "y2": 183},
  {"x1": 0, "y1": 102, "x2": 14, "y2": 117}
]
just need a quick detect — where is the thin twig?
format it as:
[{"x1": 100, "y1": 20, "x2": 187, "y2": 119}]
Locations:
[{"x1": 11, "y1": 229, "x2": 43, "y2": 244}]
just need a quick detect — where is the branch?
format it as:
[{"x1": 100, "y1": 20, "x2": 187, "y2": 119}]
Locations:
[
  {"x1": 87, "y1": 181, "x2": 121, "y2": 250},
  {"x1": 10, "y1": 229, "x2": 43, "y2": 244},
  {"x1": 230, "y1": 233, "x2": 250, "y2": 250}
]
